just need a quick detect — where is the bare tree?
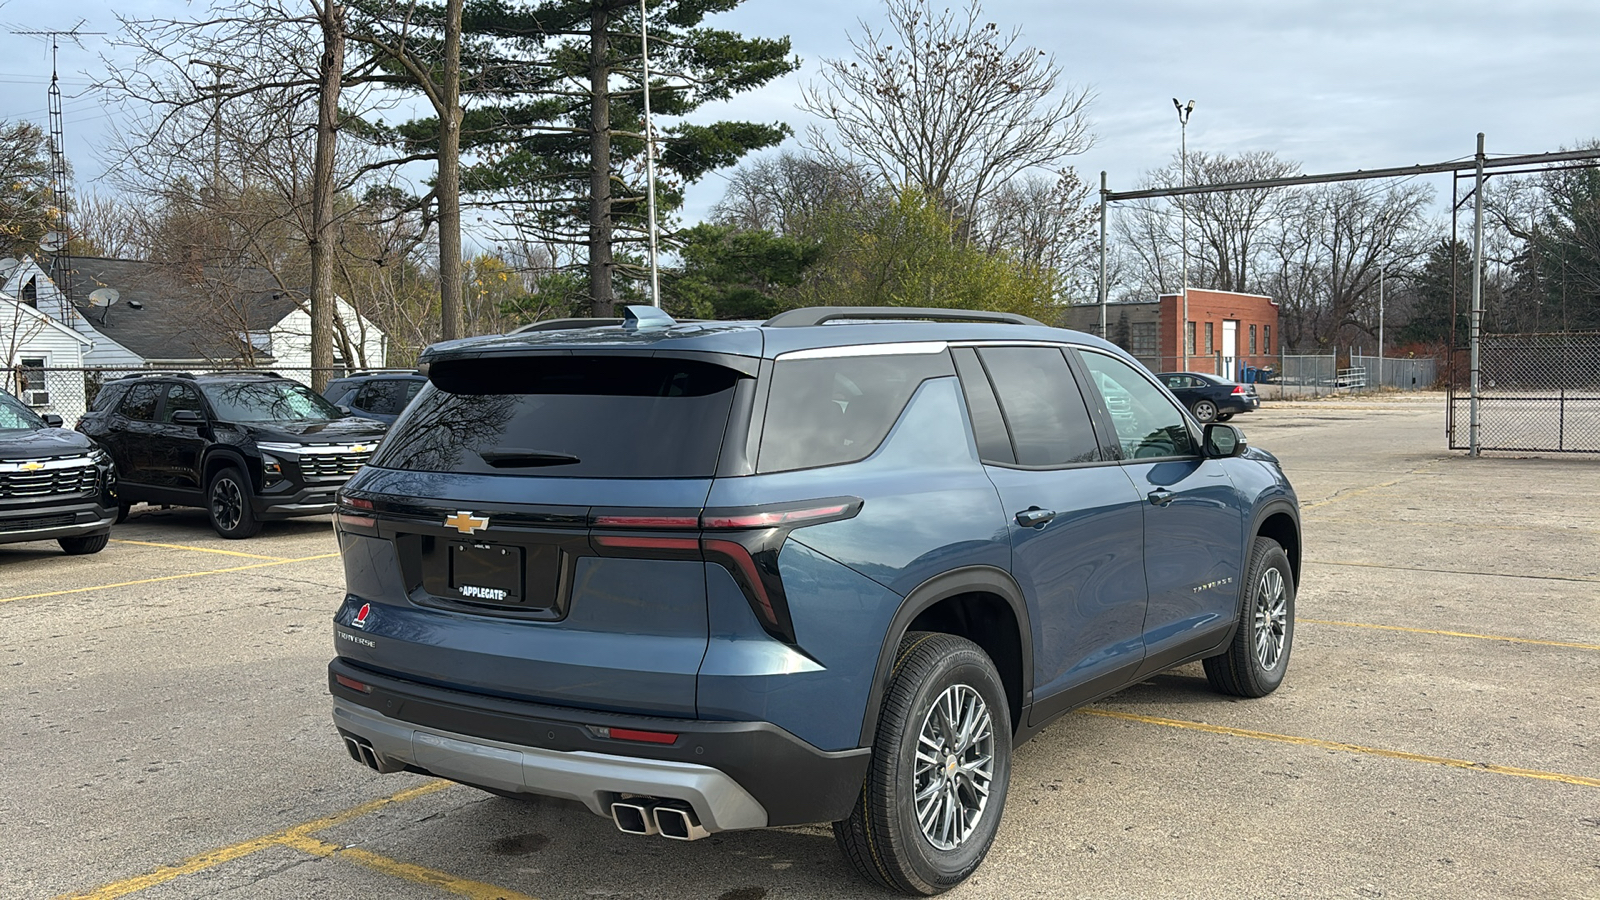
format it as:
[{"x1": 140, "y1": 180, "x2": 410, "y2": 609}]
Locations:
[
  {"x1": 801, "y1": 0, "x2": 1094, "y2": 236},
  {"x1": 712, "y1": 151, "x2": 878, "y2": 238},
  {"x1": 974, "y1": 170, "x2": 1096, "y2": 298}
]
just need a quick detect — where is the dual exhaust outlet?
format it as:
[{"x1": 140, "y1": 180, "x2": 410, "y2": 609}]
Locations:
[
  {"x1": 342, "y1": 734, "x2": 405, "y2": 774},
  {"x1": 611, "y1": 798, "x2": 710, "y2": 841}
]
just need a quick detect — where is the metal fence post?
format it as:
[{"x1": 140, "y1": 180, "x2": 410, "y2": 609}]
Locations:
[{"x1": 1469, "y1": 133, "x2": 1485, "y2": 457}]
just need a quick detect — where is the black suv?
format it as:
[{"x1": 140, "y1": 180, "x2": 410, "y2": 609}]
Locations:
[
  {"x1": 1, "y1": 388, "x2": 117, "y2": 554},
  {"x1": 322, "y1": 372, "x2": 426, "y2": 425},
  {"x1": 81, "y1": 373, "x2": 386, "y2": 538}
]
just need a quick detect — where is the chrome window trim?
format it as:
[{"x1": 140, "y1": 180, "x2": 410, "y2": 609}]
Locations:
[{"x1": 775, "y1": 341, "x2": 948, "y2": 361}]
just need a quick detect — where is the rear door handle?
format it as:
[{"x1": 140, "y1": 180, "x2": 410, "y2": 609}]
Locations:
[
  {"x1": 1015, "y1": 507, "x2": 1056, "y2": 528},
  {"x1": 1148, "y1": 489, "x2": 1175, "y2": 507}
]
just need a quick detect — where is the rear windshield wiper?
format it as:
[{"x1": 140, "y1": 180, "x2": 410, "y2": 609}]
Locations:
[{"x1": 477, "y1": 448, "x2": 581, "y2": 469}]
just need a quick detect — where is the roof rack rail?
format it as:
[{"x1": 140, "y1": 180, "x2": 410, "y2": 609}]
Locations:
[
  {"x1": 110, "y1": 370, "x2": 196, "y2": 380},
  {"x1": 763, "y1": 306, "x2": 1046, "y2": 328},
  {"x1": 509, "y1": 317, "x2": 623, "y2": 334}
]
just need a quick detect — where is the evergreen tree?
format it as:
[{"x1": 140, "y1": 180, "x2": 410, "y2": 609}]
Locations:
[{"x1": 1401, "y1": 240, "x2": 1472, "y2": 347}]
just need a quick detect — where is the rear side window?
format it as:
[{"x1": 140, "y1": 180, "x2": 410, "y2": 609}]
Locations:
[
  {"x1": 757, "y1": 350, "x2": 954, "y2": 473},
  {"x1": 90, "y1": 381, "x2": 130, "y2": 413},
  {"x1": 353, "y1": 379, "x2": 421, "y2": 416},
  {"x1": 373, "y1": 356, "x2": 742, "y2": 478},
  {"x1": 977, "y1": 347, "x2": 1100, "y2": 466},
  {"x1": 119, "y1": 383, "x2": 162, "y2": 421}
]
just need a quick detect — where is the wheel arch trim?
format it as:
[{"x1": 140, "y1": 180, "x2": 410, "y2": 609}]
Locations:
[{"x1": 857, "y1": 565, "x2": 1034, "y2": 747}]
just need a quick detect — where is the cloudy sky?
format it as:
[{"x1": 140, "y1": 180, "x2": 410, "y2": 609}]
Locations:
[{"x1": 4, "y1": 0, "x2": 1597, "y2": 226}]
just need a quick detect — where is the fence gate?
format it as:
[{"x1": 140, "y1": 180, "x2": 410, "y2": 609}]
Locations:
[{"x1": 1447, "y1": 333, "x2": 1600, "y2": 453}]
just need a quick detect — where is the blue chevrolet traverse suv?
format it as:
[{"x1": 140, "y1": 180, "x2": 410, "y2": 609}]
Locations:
[{"x1": 329, "y1": 306, "x2": 1301, "y2": 895}]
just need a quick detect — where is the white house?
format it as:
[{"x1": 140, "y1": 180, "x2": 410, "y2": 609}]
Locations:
[
  {"x1": 0, "y1": 292, "x2": 94, "y2": 421},
  {"x1": 38, "y1": 256, "x2": 389, "y2": 384}
]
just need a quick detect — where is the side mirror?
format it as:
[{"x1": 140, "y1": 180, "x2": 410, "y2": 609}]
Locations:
[
  {"x1": 337, "y1": 405, "x2": 354, "y2": 416},
  {"x1": 1203, "y1": 423, "x2": 1248, "y2": 458},
  {"x1": 41, "y1": 413, "x2": 64, "y2": 428},
  {"x1": 172, "y1": 409, "x2": 206, "y2": 427}
]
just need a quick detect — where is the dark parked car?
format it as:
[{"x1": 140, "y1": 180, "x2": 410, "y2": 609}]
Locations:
[
  {"x1": 0, "y1": 389, "x2": 117, "y2": 554},
  {"x1": 80, "y1": 372, "x2": 386, "y2": 539},
  {"x1": 1156, "y1": 371, "x2": 1260, "y2": 423},
  {"x1": 322, "y1": 372, "x2": 426, "y2": 425},
  {"x1": 329, "y1": 306, "x2": 1301, "y2": 895}
]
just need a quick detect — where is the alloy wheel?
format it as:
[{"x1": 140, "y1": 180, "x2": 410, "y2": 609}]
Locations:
[
  {"x1": 913, "y1": 684, "x2": 996, "y2": 851},
  {"x1": 211, "y1": 476, "x2": 244, "y2": 532},
  {"x1": 1253, "y1": 566, "x2": 1288, "y2": 670}
]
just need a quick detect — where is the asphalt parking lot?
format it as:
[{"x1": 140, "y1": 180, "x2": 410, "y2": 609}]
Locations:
[{"x1": 3, "y1": 392, "x2": 1597, "y2": 900}]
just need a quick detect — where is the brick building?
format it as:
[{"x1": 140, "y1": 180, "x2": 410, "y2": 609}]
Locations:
[{"x1": 1061, "y1": 288, "x2": 1281, "y2": 379}]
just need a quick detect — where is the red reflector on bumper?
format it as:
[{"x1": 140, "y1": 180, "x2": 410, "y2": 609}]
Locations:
[
  {"x1": 335, "y1": 674, "x2": 372, "y2": 693},
  {"x1": 608, "y1": 728, "x2": 679, "y2": 745}
]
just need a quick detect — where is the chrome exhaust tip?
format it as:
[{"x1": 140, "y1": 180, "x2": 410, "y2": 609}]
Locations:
[
  {"x1": 611, "y1": 800, "x2": 659, "y2": 836},
  {"x1": 653, "y1": 803, "x2": 710, "y2": 841}
]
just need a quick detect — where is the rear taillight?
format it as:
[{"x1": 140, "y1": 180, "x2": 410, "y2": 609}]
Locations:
[
  {"x1": 1231, "y1": 385, "x2": 1247, "y2": 395},
  {"x1": 587, "y1": 498, "x2": 862, "y2": 645},
  {"x1": 336, "y1": 495, "x2": 376, "y2": 530}
]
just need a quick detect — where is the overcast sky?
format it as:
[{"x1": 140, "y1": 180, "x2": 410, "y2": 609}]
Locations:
[{"x1": 4, "y1": 0, "x2": 1598, "y2": 230}]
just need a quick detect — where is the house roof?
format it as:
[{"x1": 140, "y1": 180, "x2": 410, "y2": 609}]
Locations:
[{"x1": 48, "y1": 256, "x2": 303, "y2": 362}]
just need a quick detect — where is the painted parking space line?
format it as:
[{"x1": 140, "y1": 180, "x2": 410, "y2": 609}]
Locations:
[
  {"x1": 1300, "y1": 617, "x2": 1600, "y2": 652},
  {"x1": 1306, "y1": 558, "x2": 1600, "y2": 585},
  {"x1": 280, "y1": 834, "x2": 539, "y2": 900},
  {"x1": 57, "y1": 781, "x2": 453, "y2": 900},
  {"x1": 109, "y1": 538, "x2": 291, "y2": 562},
  {"x1": 0, "y1": 553, "x2": 340, "y2": 606},
  {"x1": 1079, "y1": 708, "x2": 1600, "y2": 789}
]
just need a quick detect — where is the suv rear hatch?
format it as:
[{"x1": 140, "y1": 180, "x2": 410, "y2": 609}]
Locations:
[{"x1": 334, "y1": 350, "x2": 757, "y2": 717}]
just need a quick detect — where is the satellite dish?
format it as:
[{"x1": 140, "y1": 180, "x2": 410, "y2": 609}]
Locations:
[
  {"x1": 0, "y1": 258, "x2": 17, "y2": 271},
  {"x1": 88, "y1": 288, "x2": 120, "y2": 308},
  {"x1": 40, "y1": 231, "x2": 65, "y2": 252}
]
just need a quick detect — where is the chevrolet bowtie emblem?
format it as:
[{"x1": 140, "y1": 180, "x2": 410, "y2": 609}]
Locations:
[
  {"x1": 20, "y1": 461, "x2": 43, "y2": 471},
  {"x1": 350, "y1": 444, "x2": 371, "y2": 454},
  {"x1": 445, "y1": 511, "x2": 489, "y2": 535}
]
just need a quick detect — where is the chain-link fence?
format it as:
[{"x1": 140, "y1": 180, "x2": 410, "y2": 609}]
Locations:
[
  {"x1": 7, "y1": 365, "x2": 417, "y2": 424},
  {"x1": 1447, "y1": 333, "x2": 1600, "y2": 453},
  {"x1": 1350, "y1": 354, "x2": 1439, "y2": 391}
]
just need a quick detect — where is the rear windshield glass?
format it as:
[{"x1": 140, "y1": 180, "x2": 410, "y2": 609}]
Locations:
[
  {"x1": 201, "y1": 380, "x2": 344, "y2": 423},
  {"x1": 758, "y1": 350, "x2": 954, "y2": 473},
  {"x1": 371, "y1": 355, "x2": 742, "y2": 478}
]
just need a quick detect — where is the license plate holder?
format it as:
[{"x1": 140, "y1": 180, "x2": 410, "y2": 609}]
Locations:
[{"x1": 449, "y1": 542, "x2": 524, "y2": 605}]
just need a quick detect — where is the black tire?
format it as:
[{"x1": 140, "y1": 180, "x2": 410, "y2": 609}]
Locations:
[
  {"x1": 1204, "y1": 537, "x2": 1295, "y2": 697},
  {"x1": 834, "y1": 632, "x2": 1012, "y2": 896},
  {"x1": 207, "y1": 467, "x2": 262, "y2": 539},
  {"x1": 1192, "y1": 399, "x2": 1218, "y2": 423},
  {"x1": 1215, "y1": 413, "x2": 1234, "y2": 422},
  {"x1": 58, "y1": 532, "x2": 110, "y2": 555},
  {"x1": 115, "y1": 501, "x2": 131, "y2": 524}
]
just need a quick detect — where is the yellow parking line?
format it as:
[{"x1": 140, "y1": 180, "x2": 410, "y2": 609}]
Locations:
[
  {"x1": 0, "y1": 553, "x2": 340, "y2": 606},
  {"x1": 1307, "y1": 558, "x2": 1600, "y2": 584},
  {"x1": 110, "y1": 538, "x2": 290, "y2": 562},
  {"x1": 56, "y1": 781, "x2": 452, "y2": 900},
  {"x1": 282, "y1": 834, "x2": 540, "y2": 900},
  {"x1": 1301, "y1": 617, "x2": 1600, "y2": 652},
  {"x1": 1080, "y1": 708, "x2": 1600, "y2": 789}
]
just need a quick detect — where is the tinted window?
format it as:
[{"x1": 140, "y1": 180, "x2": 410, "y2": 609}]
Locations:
[
  {"x1": 1079, "y1": 351, "x2": 1197, "y2": 460},
  {"x1": 374, "y1": 355, "x2": 741, "y2": 479},
  {"x1": 162, "y1": 384, "x2": 205, "y2": 423},
  {"x1": 0, "y1": 392, "x2": 43, "y2": 431},
  {"x1": 758, "y1": 350, "x2": 954, "y2": 474},
  {"x1": 119, "y1": 383, "x2": 162, "y2": 421},
  {"x1": 90, "y1": 382, "x2": 129, "y2": 413},
  {"x1": 953, "y1": 348, "x2": 1013, "y2": 465},
  {"x1": 201, "y1": 380, "x2": 343, "y2": 423},
  {"x1": 354, "y1": 379, "x2": 421, "y2": 416},
  {"x1": 977, "y1": 347, "x2": 1099, "y2": 466}
]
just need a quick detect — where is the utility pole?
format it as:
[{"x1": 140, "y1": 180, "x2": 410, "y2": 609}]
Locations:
[
  {"x1": 1173, "y1": 98, "x2": 1195, "y2": 370},
  {"x1": 1098, "y1": 170, "x2": 1109, "y2": 339},
  {"x1": 1377, "y1": 266, "x2": 1385, "y2": 389},
  {"x1": 14, "y1": 23, "x2": 105, "y2": 309},
  {"x1": 191, "y1": 59, "x2": 242, "y2": 202}
]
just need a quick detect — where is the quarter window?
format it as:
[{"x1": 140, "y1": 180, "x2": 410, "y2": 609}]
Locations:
[
  {"x1": 976, "y1": 347, "x2": 1099, "y2": 467},
  {"x1": 162, "y1": 384, "x2": 205, "y2": 423},
  {"x1": 1078, "y1": 352, "x2": 1196, "y2": 460}
]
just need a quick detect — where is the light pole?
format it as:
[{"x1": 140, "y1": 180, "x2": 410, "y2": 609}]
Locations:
[
  {"x1": 1377, "y1": 266, "x2": 1385, "y2": 389},
  {"x1": 1173, "y1": 98, "x2": 1194, "y2": 370}
]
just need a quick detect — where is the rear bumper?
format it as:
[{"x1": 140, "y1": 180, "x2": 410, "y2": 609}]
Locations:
[{"x1": 327, "y1": 658, "x2": 871, "y2": 829}]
